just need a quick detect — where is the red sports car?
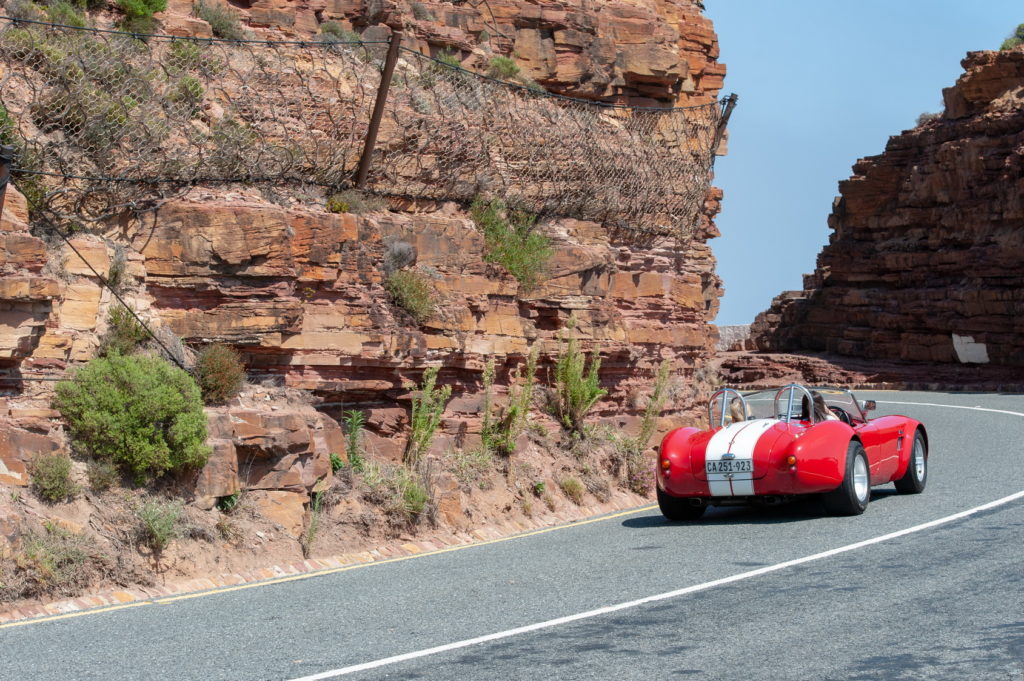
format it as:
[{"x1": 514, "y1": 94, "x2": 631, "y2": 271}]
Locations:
[{"x1": 657, "y1": 384, "x2": 928, "y2": 520}]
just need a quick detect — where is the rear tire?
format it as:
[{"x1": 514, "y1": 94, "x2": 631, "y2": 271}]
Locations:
[
  {"x1": 822, "y1": 441, "x2": 870, "y2": 516},
  {"x1": 657, "y1": 486, "x2": 707, "y2": 521},
  {"x1": 894, "y1": 431, "x2": 927, "y2": 494}
]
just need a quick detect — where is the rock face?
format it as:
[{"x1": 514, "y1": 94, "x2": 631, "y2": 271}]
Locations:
[
  {"x1": 157, "y1": 0, "x2": 723, "y2": 106},
  {"x1": 0, "y1": 0, "x2": 726, "y2": 515},
  {"x1": 751, "y1": 48, "x2": 1024, "y2": 366}
]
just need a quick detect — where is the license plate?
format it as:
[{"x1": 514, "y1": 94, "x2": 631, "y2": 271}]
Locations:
[{"x1": 706, "y1": 460, "x2": 752, "y2": 474}]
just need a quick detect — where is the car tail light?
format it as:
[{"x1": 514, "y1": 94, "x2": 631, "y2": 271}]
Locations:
[
  {"x1": 660, "y1": 458, "x2": 671, "y2": 474},
  {"x1": 786, "y1": 455, "x2": 797, "y2": 466}
]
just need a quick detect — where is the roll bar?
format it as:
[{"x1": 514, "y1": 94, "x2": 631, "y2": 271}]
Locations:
[
  {"x1": 773, "y1": 384, "x2": 816, "y2": 423},
  {"x1": 708, "y1": 388, "x2": 748, "y2": 428}
]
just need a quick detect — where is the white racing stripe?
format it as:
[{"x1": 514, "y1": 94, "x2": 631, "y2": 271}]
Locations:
[
  {"x1": 704, "y1": 419, "x2": 775, "y2": 496},
  {"x1": 285, "y1": 489, "x2": 1024, "y2": 681}
]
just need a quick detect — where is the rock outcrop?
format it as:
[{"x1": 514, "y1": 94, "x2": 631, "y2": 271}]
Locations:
[
  {"x1": 751, "y1": 47, "x2": 1024, "y2": 366},
  {"x1": 155, "y1": 0, "x2": 724, "y2": 107}
]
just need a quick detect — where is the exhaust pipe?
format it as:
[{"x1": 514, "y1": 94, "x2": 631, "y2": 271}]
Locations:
[{"x1": 689, "y1": 498, "x2": 707, "y2": 507}]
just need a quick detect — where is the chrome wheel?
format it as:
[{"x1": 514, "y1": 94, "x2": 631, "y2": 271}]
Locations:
[
  {"x1": 853, "y1": 454, "x2": 869, "y2": 502},
  {"x1": 913, "y1": 437, "x2": 926, "y2": 480}
]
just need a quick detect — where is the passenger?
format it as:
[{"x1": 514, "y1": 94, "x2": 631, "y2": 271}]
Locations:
[
  {"x1": 728, "y1": 397, "x2": 746, "y2": 423},
  {"x1": 812, "y1": 391, "x2": 839, "y2": 422}
]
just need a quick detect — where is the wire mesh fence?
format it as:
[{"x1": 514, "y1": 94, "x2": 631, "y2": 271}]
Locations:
[
  {"x1": 374, "y1": 48, "x2": 726, "y2": 240},
  {"x1": 0, "y1": 17, "x2": 730, "y2": 240}
]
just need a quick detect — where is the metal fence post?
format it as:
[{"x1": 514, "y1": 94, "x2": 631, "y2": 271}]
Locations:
[
  {"x1": 355, "y1": 29, "x2": 404, "y2": 189},
  {"x1": 0, "y1": 145, "x2": 15, "y2": 225},
  {"x1": 711, "y1": 93, "x2": 738, "y2": 157}
]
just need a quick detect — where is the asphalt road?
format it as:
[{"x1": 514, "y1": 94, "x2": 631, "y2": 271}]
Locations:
[{"x1": 2, "y1": 390, "x2": 1022, "y2": 681}]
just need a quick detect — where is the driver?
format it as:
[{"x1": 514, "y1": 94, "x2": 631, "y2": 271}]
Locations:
[{"x1": 812, "y1": 391, "x2": 839, "y2": 422}]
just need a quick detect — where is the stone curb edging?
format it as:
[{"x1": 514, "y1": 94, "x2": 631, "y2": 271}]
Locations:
[{"x1": 0, "y1": 491, "x2": 652, "y2": 626}]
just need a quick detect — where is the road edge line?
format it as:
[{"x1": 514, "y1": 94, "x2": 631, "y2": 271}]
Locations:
[{"x1": 285, "y1": 489, "x2": 1024, "y2": 681}]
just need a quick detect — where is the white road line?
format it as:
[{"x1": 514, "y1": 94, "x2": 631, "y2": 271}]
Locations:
[
  {"x1": 880, "y1": 400, "x2": 1024, "y2": 418},
  {"x1": 285, "y1": 489, "x2": 1024, "y2": 681}
]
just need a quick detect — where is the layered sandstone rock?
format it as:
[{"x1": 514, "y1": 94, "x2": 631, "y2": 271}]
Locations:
[
  {"x1": 157, "y1": 0, "x2": 722, "y2": 106},
  {"x1": 751, "y1": 47, "x2": 1024, "y2": 366}
]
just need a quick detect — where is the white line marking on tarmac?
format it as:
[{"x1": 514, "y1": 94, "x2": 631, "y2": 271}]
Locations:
[
  {"x1": 286, "y1": 489, "x2": 1024, "y2": 681},
  {"x1": 881, "y1": 400, "x2": 1024, "y2": 418}
]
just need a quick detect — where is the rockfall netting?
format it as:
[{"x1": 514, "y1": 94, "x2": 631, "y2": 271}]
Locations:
[{"x1": 0, "y1": 17, "x2": 731, "y2": 240}]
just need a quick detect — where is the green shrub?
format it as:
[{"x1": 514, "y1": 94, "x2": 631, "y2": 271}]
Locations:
[
  {"x1": 620, "y1": 361, "x2": 670, "y2": 495},
  {"x1": 0, "y1": 104, "x2": 18, "y2": 147},
  {"x1": 46, "y1": 0, "x2": 88, "y2": 27},
  {"x1": 137, "y1": 498, "x2": 182, "y2": 552},
  {"x1": 301, "y1": 490, "x2": 323, "y2": 557},
  {"x1": 118, "y1": 14, "x2": 157, "y2": 34},
  {"x1": 86, "y1": 459, "x2": 119, "y2": 491},
  {"x1": 559, "y1": 476, "x2": 584, "y2": 505},
  {"x1": 28, "y1": 453, "x2": 79, "y2": 503},
  {"x1": 447, "y1": 447, "x2": 493, "y2": 489},
  {"x1": 385, "y1": 269, "x2": 435, "y2": 324},
  {"x1": 194, "y1": 343, "x2": 245, "y2": 405},
  {"x1": 168, "y1": 40, "x2": 204, "y2": 72},
  {"x1": 117, "y1": 0, "x2": 165, "y2": 18},
  {"x1": 343, "y1": 409, "x2": 366, "y2": 472},
  {"x1": 361, "y1": 460, "x2": 431, "y2": 523},
  {"x1": 1, "y1": 522, "x2": 103, "y2": 600},
  {"x1": 470, "y1": 197, "x2": 551, "y2": 292},
  {"x1": 404, "y1": 366, "x2": 451, "y2": 465},
  {"x1": 54, "y1": 353, "x2": 210, "y2": 483},
  {"x1": 99, "y1": 305, "x2": 149, "y2": 357},
  {"x1": 194, "y1": 0, "x2": 245, "y2": 40},
  {"x1": 532, "y1": 480, "x2": 545, "y2": 496},
  {"x1": 1000, "y1": 23, "x2": 1024, "y2": 50},
  {"x1": 487, "y1": 56, "x2": 520, "y2": 79},
  {"x1": 319, "y1": 21, "x2": 361, "y2": 42},
  {"x1": 168, "y1": 75, "x2": 205, "y2": 116},
  {"x1": 481, "y1": 346, "x2": 538, "y2": 455},
  {"x1": 5, "y1": 0, "x2": 47, "y2": 22},
  {"x1": 216, "y1": 491, "x2": 241, "y2": 512},
  {"x1": 326, "y1": 189, "x2": 386, "y2": 214},
  {"x1": 550, "y1": 320, "x2": 607, "y2": 435},
  {"x1": 329, "y1": 452, "x2": 344, "y2": 473}
]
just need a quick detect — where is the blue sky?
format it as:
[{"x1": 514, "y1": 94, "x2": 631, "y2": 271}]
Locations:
[{"x1": 706, "y1": 1, "x2": 1022, "y2": 326}]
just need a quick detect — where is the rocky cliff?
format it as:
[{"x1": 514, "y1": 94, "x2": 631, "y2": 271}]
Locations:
[
  {"x1": 0, "y1": 0, "x2": 727, "y2": 605},
  {"x1": 751, "y1": 47, "x2": 1024, "y2": 366}
]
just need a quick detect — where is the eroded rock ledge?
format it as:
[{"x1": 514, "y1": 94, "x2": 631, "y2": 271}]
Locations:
[{"x1": 750, "y1": 47, "x2": 1024, "y2": 367}]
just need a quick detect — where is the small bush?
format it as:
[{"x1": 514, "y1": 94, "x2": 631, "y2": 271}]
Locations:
[
  {"x1": 54, "y1": 353, "x2": 210, "y2": 483},
  {"x1": 1000, "y1": 23, "x2": 1024, "y2": 50},
  {"x1": 168, "y1": 40, "x2": 204, "y2": 72},
  {"x1": 487, "y1": 56, "x2": 520, "y2": 79},
  {"x1": 28, "y1": 453, "x2": 79, "y2": 503},
  {"x1": 343, "y1": 409, "x2": 366, "y2": 472},
  {"x1": 1, "y1": 522, "x2": 104, "y2": 600},
  {"x1": 194, "y1": 343, "x2": 245, "y2": 405},
  {"x1": 916, "y1": 111, "x2": 941, "y2": 127},
  {"x1": 216, "y1": 491, "x2": 241, "y2": 512},
  {"x1": 329, "y1": 452, "x2": 344, "y2": 473},
  {"x1": 404, "y1": 366, "x2": 452, "y2": 466},
  {"x1": 470, "y1": 197, "x2": 551, "y2": 292},
  {"x1": 137, "y1": 498, "x2": 182, "y2": 553},
  {"x1": 361, "y1": 460, "x2": 432, "y2": 524},
  {"x1": 385, "y1": 269, "x2": 435, "y2": 324},
  {"x1": 447, "y1": 447, "x2": 493, "y2": 489},
  {"x1": 168, "y1": 75, "x2": 205, "y2": 117},
  {"x1": 382, "y1": 239, "x2": 417, "y2": 276},
  {"x1": 46, "y1": 0, "x2": 88, "y2": 27},
  {"x1": 326, "y1": 189, "x2": 386, "y2": 214},
  {"x1": 86, "y1": 459, "x2": 119, "y2": 491},
  {"x1": 99, "y1": 306, "x2": 149, "y2": 357},
  {"x1": 118, "y1": 14, "x2": 157, "y2": 34},
  {"x1": 301, "y1": 491, "x2": 324, "y2": 557},
  {"x1": 0, "y1": 104, "x2": 18, "y2": 147},
  {"x1": 215, "y1": 516, "x2": 242, "y2": 542},
  {"x1": 559, "y1": 476, "x2": 585, "y2": 505},
  {"x1": 532, "y1": 480, "x2": 545, "y2": 496},
  {"x1": 550, "y1": 320, "x2": 607, "y2": 435},
  {"x1": 117, "y1": 0, "x2": 166, "y2": 19},
  {"x1": 319, "y1": 21, "x2": 361, "y2": 42},
  {"x1": 106, "y1": 248, "x2": 128, "y2": 292},
  {"x1": 194, "y1": 0, "x2": 245, "y2": 40},
  {"x1": 5, "y1": 0, "x2": 47, "y2": 21}
]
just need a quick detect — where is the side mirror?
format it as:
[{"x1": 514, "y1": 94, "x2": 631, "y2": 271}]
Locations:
[{"x1": 860, "y1": 400, "x2": 876, "y2": 413}]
